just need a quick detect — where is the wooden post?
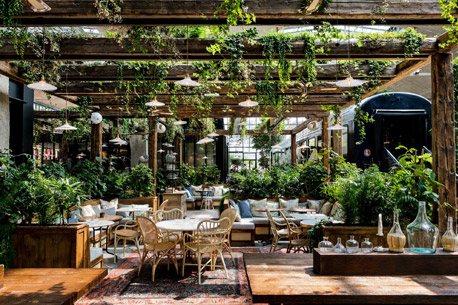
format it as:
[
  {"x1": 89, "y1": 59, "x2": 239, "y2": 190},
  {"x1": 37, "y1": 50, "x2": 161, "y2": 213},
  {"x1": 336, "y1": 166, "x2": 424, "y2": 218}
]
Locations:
[
  {"x1": 175, "y1": 136, "x2": 183, "y2": 167},
  {"x1": 148, "y1": 117, "x2": 158, "y2": 195},
  {"x1": 90, "y1": 123, "x2": 102, "y2": 162},
  {"x1": 322, "y1": 118, "x2": 330, "y2": 175},
  {"x1": 291, "y1": 133, "x2": 297, "y2": 166},
  {"x1": 431, "y1": 53, "x2": 456, "y2": 234}
]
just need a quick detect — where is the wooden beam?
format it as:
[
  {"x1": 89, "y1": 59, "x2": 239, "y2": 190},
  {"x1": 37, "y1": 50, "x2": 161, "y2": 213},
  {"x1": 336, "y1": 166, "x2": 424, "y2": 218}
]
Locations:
[
  {"x1": 291, "y1": 119, "x2": 312, "y2": 135},
  {"x1": 90, "y1": 123, "x2": 103, "y2": 162},
  {"x1": 184, "y1": 129, "x2": 292, "y2": 136},
  {"x1": 343, "y1": 59, "x2": 432, "y2": 108},
  {"x1": 437, "y1": 31, "x2": 458, "y2": 54},
  {"x1": 291, "y1": 133, "x2": 297, "y2": 166},
  {"x1": 50, "y1": 63, "x2": 397, "y2": 82},
  {"x1": 0, "y1": 38, "x2": 436, "y2": 61},
  {"x1": 14, "y1": 0, "x2": 452, "y2": 26},
  {"x1": 431, "y1": 53, "x2": 456, "y2": 235}
]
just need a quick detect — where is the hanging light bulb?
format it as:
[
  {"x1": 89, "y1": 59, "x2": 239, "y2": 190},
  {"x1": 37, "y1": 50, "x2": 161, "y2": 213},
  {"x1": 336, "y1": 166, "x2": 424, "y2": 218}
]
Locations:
[
  {"x1": 55, "y1": 120, "x2": 78, "y2": 131},
  {"x1": 197, "y1": 137, "x2": 214, "y2": 145},
  {"x1": 116, "y1": 139, "x2": 128, "y2": 146},
  {"x1": 28, "y1": 75, "x2": 57, "y2": 91},
  {"x1": 173, "y1": 119, "x2": 187, "y2": 125},
  {"x1": 336, "y1": 75, "x2": 365, "y2": 88},
  {"x1": 109, "y1": 136, "x2": 122, "y2": 143},
  {"x1": 327, "y1": 124, "x2": 347, "y2": 131},
  {"x1": 207, "y1": 132, "x2": 219, "y2": 137},
  {"x1": 238, "y1": 98, "x2": 259, "y2": 108},
  {"x1": 145, "y1": 98, "x2": 165, "y2": 107}
]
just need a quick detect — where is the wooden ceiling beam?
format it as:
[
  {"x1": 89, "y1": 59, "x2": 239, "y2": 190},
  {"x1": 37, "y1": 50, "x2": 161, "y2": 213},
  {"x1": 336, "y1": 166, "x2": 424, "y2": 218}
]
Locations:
[
  {"x1": 184, "y1": 129, "x2": 292, "y2": 136},
  {"x1": 0, "y1": 38, "x2": 436, "y2": 61},
  {"x1": 14, "y1": 0, "x2": 452, "y2": 26}
]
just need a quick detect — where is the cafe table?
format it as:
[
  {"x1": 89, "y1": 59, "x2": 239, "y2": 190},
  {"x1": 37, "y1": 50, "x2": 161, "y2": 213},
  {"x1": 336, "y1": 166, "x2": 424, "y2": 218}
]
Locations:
[{"x1": 116, "y1": 205, "x2": 151, "y2": 220}]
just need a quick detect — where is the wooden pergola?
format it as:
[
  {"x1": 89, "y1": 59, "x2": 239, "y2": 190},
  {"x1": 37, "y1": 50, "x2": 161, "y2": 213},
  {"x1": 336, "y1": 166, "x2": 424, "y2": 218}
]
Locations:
[{"x1": 3, "y1": 0, "x2": 457, "y2": 233}]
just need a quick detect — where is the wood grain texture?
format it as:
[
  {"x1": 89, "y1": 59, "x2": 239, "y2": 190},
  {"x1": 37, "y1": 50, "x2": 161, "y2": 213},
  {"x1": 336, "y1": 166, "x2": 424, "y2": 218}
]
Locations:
[
  {"x1": 90, "y1": 122, "x2": 102, "y2": 162},
  {"x1": 313, "y1": 248, "x2": 458, "y2": 275},
  {"x1": 431, "y1": 53, "x2": 457, "y2": 235},
  {"x1": 0, "y1": 268, "x2": 107, "y2": 305},
  {"x1": 244, "y1": 253, "x2": 458, "y2": 305}
]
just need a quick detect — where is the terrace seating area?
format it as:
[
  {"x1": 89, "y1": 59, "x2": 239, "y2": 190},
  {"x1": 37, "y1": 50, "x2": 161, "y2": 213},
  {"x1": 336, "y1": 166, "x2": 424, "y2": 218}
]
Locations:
[{"x1": 1, "y1": 1, "x2": 458, "y2": 305}]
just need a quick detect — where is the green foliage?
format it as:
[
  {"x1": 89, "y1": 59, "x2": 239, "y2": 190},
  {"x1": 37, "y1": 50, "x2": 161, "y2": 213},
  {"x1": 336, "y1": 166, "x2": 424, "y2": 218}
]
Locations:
[
  {"x1": 71, "y1": 160, "x2": 107, "y2": 198},
  {"x1": 297, "y1": 161, "x2": 328, "y2": 198},
  {"x1": 126, "y1": 164, "x2": 155, "y2": 197},
  {"x1": 155, "y1": 167, "x2": 168, "y2": 194},
  {"x1": 439, "y1": 0, "x2": 458, "y2": 48},
  {"x1": 251, "y1": 118, "x2": 284, "y2": 168},
  {"x1": 215, "y1": 0, "x2": 256, "y2": 26},
  {"x1": 261, "y1": 32, "x2": 292, "y2": 86},
  {"x1": 179, "y1": 163, "x2": 221, "y2": 186},
  {"x1": 94, "y1": 0, "x2": 123, "y2": 23},
  {"x1": 0, "y1": 0, "x2": 23, "y2": 27}
]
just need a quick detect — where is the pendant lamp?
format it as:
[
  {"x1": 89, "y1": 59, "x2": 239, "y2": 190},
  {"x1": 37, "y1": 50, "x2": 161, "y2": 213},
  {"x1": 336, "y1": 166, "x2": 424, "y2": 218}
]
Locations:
[
  {"x1": 28, "y1": 27, "x2": 57, "y2": 92},
  {"x1": 173, "y1": 119, "x2": 187, "y2": 125},
  {"x1": 175, "y1": 25, "x2": 200, "y2": 87},
  {"x1": 335, "y1": 26, "x2": 365, "y2": 88},
  {"x1": 55, "y1": 120, "x2": 77, "y2": 131},
  {"x1": 327, "y1": 123, "x2": 347, "y2": 131},
  {"x1": 207, "y1": 132, "x2": 219, "y2": 137},
  {"x1": 197, "y1": 137, "x2": 214, "y2": 145},
  {"x1": 238, "y1": 98, "x2": 259, "y2": 108},
  {"x1": 145, "y1": 98, "x2": 165, "y2": 107}
]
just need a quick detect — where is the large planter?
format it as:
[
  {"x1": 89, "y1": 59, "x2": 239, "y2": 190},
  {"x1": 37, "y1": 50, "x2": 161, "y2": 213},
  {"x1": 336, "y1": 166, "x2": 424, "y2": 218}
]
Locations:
[
  {"x1": 322, "y1": 225, "x2": 391, "y2": 248},
  {"x1": 12, "y1": 223, "x2": 90, "y2": 268}
]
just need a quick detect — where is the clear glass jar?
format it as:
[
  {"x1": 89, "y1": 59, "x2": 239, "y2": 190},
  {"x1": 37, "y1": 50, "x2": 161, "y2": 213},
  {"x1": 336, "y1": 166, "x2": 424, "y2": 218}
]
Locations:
[
  {"x1": 406, "y1": 201, "x2": 439, "y2": 254},
  {"x1": 442, "y1": 216, "x2": 457, "y2": 252},
  {"x1": 165, "y1": 151, "x2": 176, "y2": 163},
  {"x1": 333, "y1": 237, "x2": 346, "y2": 253},
  {"x1": 318, "y1": 236, "x2": 333, "y2": 252},
  {"x1": 346, "y1": 235, "x2": 359, "y2": 253},
  {"x1": 387, "y1": 209, "x2": 406, "y2": 253},
  {"x1": 361, "y1": 238, "x2": 374, "y2": 253}
]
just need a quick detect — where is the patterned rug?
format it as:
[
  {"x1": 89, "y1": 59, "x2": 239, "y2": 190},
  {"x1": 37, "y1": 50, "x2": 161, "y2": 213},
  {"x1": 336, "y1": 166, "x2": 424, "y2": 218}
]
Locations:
[{"x1": 77, "y1": 248, "x2": 261, "y2": 305}]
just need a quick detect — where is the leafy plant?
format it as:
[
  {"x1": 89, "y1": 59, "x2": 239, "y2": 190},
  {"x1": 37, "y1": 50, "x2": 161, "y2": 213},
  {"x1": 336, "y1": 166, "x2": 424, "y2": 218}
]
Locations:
[
  {"x1": 71, "y1": 159, "x2": 107, "y2": 198},
  {"x1": 94, "y1": 0, "x2": 123, "y2": 23},
  {"x1": 0, "y1": 0, "x2": 23, "y2": 27},
  {"x1": 126, "y1": 164, "x2": 155, "y2": 197},
  {"x1": 215, "y1": 0, "x2": 256, "y2": 26}
]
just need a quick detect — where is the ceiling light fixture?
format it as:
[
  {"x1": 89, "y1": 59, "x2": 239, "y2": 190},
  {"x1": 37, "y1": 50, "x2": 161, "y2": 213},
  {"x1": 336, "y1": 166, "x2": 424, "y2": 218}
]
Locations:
[
  {"x1": 204, "y1": 92, "x2": 219, "y2": 97},
  {"x1": 238, "y1": 98, "x2": 259, "y2": 108},
  {"x1": 327, "y1": 124, "x2": 347, "y2": 131},
  {"x1": 207, "y1": 132, "x2": 219, "y2": 137},
  {"x1": 336, "y1": 75, "x2": 365, "y2": 88},
  {"x1": 197, "y1": 137, "x2": 214, "y2": 145},
  {"x1": 173, "y1": 119, "x2": 187, "y2": 126},
  {"x1": 145, "y1": 98, "x2": 165, "y2": 107},
  {"x1": 174, "y1": 24, "x2": 200, "y2": 87},
  {"x1": 28, "y1": 27, "x2": 57, "y2": 92}
]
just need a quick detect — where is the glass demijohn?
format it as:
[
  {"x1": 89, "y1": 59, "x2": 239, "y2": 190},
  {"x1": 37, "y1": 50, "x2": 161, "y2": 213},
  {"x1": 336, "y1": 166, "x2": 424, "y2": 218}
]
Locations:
[
  {"x1": 406, "y1": 201, "x2": 439, "y2": 254},
  {"x1": 387, "y1": 209, "x2": 406, "y2": 253},
  {"x1": 442, "y1": 216, "x2": 457, "y2": 252},
  {"x1": 361, "y1": 238, "x2": 374, "y2": 253},
  {"x1": 333, "y1": 237, "x2": 346, "y2": 253},
  {"x1": 345, "y1": 235, "x2": 359, "y2": 253},
  {"x1": 318, "y1": 236, "x2": 333, "y2": 252}
]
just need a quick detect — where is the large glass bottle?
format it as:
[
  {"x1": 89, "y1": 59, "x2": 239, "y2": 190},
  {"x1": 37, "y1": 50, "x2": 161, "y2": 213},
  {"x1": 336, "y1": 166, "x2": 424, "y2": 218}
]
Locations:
[
  {"x1": 318, "y1": 237, "x2": 333, "y2": 252},
  {"x1": 441, "y1": 216, "x2": 457, "y2": 252},
  {"x1": 406, "y1": 201, "x2": 439, "y2": 254},
  {"x1": 387, "y1": 210, "x2": 406, "y2": 253}
]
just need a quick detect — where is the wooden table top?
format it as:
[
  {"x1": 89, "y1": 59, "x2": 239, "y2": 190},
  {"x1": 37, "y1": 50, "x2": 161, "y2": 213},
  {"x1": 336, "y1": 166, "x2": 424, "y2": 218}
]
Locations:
[
  {"x1": 244, "y1": 253, "x2": 458, "y2": 305},
  {"x1": 0, "y1": 268, "x2": 107, "y2": 305}
]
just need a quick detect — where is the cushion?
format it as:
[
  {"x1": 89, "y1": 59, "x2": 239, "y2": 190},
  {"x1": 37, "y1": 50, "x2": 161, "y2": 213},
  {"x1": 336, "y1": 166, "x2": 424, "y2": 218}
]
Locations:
[
  {"x1": 101, "y1": 198, "x2": 118, "y2": 210},
  {"x1": 133, "y1": 204, "x2": 150, "y2": 217},
  {"x1": 213, "y1": 186, "x2": 224, "y2": 197},
  {"x1": 116, "y1": 204, "x2": 131, "y2": 217},
  {"x1": 80, "y1": 205, "x2": 96, "y2": 218},
  {"x1": 68, "y1": 210, "x2": 82, "y2": 223},
  {"x1": 320, "y1": 202, "x2": 334, "y2": 216},
  {"x1": 191, "y1": 185, "x2": 202, "y2": 197},
  {"x1": 229, "y1": 199, "x2": 241, "y2": 222},
  {"x1": 237, "y1": 200, "x2": 253, "y2": 218},
  {"x1": 248, "y1": 199, "x2": 269, "y2": 217},
  {"x1": 307, "y1": 199, "x2": 325, "y2": 213},
  {"x1": 279, "y1": 198, "x2": 299, "y2": 217},
  {"x1": 232, "y1": 218, "x2": 255, "y2": 230},
  {"x1": 92, "y1": 204, "x2": 102, "y2": 217},
  {"x1": 330, "y1": 202, "x2": 345, "y2": 220}
]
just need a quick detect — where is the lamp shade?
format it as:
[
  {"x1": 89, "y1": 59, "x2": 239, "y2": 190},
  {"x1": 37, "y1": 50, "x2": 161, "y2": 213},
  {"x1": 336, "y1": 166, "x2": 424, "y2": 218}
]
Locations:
[
  {"x1": 157, "y1": 123, "x2": 166, "y2": 133},
  {"x1": 145, "y1": 99, "x2": 165, "y2": 107},
  {"x1": 238, "y1": 98, "x2": 259, "y2": 107},
  {"x1": 109, "y1": 136, "x2": 122, "y2": 143},
  {"x1": 90, "y1": 112, "x2": 103, "y2": 124},
  {"x1": 55, "y1": 120, "x2": 77, "y2": 131},
  {"x1": 174, "y1": 76, "x2": 200, "y2": 87},
  {"x1": 327, "y1": 124, "x2": 347, "y2": 131},
  {"x1": 207, "y1": 132, "x2": 219, "y2": 137},
  {"x1": 271, "y1": 144, "x2": 282, "y2": 150},
  {"x1": 336, "y1": 75, "x2": 365, "y2": 88},
  {"x1": 27, "y1": 76, "x2": 57, "y2": 91},
  {"x1": 197, "y1": 137, "x2": 214, "y2": 145},
  {"x1": 173, "y1": 120, "x2": 187, "y2": 125}
]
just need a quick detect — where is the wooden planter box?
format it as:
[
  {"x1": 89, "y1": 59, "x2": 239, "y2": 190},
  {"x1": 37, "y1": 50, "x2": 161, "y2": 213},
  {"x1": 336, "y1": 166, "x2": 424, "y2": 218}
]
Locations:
[
  {"x1": 322, "y1": 225, "x2": 391, "y2": 248},
  {"x1": 12, "y1": 223, "x2": 90, "y2": 268}
]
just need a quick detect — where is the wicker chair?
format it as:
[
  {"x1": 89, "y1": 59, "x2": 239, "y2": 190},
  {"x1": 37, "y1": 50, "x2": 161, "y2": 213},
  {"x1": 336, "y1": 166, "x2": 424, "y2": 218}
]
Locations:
[
  {"x1": 154, "y1": 208, "x2": 184, "y2": 223},
  {"x1": 157, "y1": 200, "x2": 169, "y2": 211},
  {"x1": 182, "y1": 218, "x2": 231, "y2": 284},
  {"x1": 267, "y1": 209, "x2": 308, "y2": 253},
  {"x1": 113, "y1": 220, "x2": 141, "y2": 263},
  {"x1": 136, "y1": 216, "x2": 179, "y2": 282},
  {"x1": 279, "y1": 210, "x2": 309, "y2": 253},
  {"x1": 219, "y1": 208, "x2": 237, "y2": 264}
]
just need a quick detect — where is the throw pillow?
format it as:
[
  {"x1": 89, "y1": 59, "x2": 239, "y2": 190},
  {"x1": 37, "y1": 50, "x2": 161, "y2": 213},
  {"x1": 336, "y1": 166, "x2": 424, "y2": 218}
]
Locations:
[
  {"x1": 330, "y1": 202, "x2": 344, "y2": 220},
  {"x1": 249, "y1": 199, "x2": 268, "y2": 217},
  {"x1": 191, "y1": 185, "x2": 202, "y2": 197},
  {"x1": 80, "y1": 205, "x2": 96, "y2": 218},
  {"x1": 92, "y1": 204, "x2": 102, "y2": 218},
  {"x1": 213, "y1": 186, "x2": 224, "y2": 197},
  {"x1": 308, "y1": 199, "x2": 325, "y2": 213},
  {"x1": 116, "y1": 204, "x2": 131, "y2": 218},
  {"x1": 237, "y1": 200, "x2": 253, "y2": 218},
  {"x1": 266, "y1": 201, "x2": 279, "y2": 217},
  {"x1": 229, "y1": 200, "x2": 241, "y2": 222},
  {"x1": 279, "y1": 198, "x2": 299, "y2": 217},
  {"x1": 101, "y1": 198, "x2": 118, "y2": 210},
  {"x1": 320, "y1": 202, "x2": 334, "y2": 216}
]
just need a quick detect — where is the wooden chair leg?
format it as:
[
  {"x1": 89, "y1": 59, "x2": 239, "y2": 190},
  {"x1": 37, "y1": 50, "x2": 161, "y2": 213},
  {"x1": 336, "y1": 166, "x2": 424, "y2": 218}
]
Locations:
[
  {"x1": 113, "y1": 236, "x2": 118, "y2": 263},
  {"x1": 182, "y1": 249, "x2": 186, "y2": 277},
  {"x1": 197, "y1": 252, "x2": 202, "y2": 285},
  {"x1": 225, "y1": 242, "x2": 235, "y2": 265},
  {"x1": 218, "y1": 248, "x2": 229, "y2": 279},
  {"x1": 123, "y1": 239, "x2": 127, "y2": 257}
]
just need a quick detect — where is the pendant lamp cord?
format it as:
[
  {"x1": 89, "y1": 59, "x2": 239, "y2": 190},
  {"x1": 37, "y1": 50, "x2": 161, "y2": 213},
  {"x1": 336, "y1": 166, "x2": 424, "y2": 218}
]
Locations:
[{"x1": 42, "y1": 27, "x2": 45, "y2": 77}]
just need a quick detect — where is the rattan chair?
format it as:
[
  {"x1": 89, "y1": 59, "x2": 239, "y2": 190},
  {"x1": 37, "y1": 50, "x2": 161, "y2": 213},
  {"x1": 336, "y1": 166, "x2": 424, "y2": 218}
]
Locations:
[
  {"x1": 136, "y1": 216, "x2": 179, "y2": 282},
  {"x1": 154, "y1": 208, "x2": 184, "y2": 223},
  {"x1": 279, "y1": 210, "x2": 309, "y2": 253},
  {"x1": 182, "y1": 217, "x2": 231, "y2": 284},
  {"x1": 113, "y1": 220, "x2": 141, "y2": 263},
  {"x1": 157, "y1": 200, "x2": 169, "y2": 211},
  {"x1": 219, "y1": 208, "x2": 237, "y2": 264},
  {"x1": 267, "y1": 209, "x2": 308, "y2": 253}
]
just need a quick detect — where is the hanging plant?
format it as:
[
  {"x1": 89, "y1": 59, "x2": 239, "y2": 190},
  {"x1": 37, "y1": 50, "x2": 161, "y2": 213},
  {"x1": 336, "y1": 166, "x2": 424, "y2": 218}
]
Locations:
[
  {"x1": 165, "y1": 118, "x2": 184, "y2": 143},
  {"x1": 0, "y1": 0, "x2": 23, "y2": 27},
  {"x1": 215, "y1": 0, "x2": 256, "y2": 26},
  {"x1": 439, "y1": 0, "x2": 458, "y2": 48},
  {"x1": 261, "y1": 33, "x2": 292, "y2": 87},
  {"x1": 256, "y1": 81, "x2": 292, "y2": 117},
  {"x1": 296, "y1": 32, "x2": 317, "y2": 85},
  {"x1": 94, "y1": 0, "x2": 123, "y2": 23}
]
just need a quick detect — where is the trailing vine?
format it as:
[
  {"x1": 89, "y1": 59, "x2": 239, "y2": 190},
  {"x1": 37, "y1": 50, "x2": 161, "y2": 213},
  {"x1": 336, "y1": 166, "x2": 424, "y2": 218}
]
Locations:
[
  {"x1": 94, "y1": 0, "x2": 124, "y2": 23},
  {"x1": 256, "y1": 81, "x2": 292, "y2": 117},
  {"x1": 215, "y1": 0, "x2": 256, "y2": 26},
  {"x1": 439, "y1": 0, "x2": 458, "y2": 48},
  {"x1": 261, "y1": 32, "x2": 292, "y2": 87},
  {"x1": 0, "y1": 0, "x2": 23, "y2": 27}
]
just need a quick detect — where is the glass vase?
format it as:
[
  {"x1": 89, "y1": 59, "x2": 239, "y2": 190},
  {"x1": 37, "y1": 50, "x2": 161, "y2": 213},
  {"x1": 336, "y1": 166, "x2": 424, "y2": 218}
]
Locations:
[
  {"x1": 442, "y1": 216, "x2": 457, "y2": 252},
  {"x1": 361, "y1": 238, "x2": 374, "y2": 253},
  {"x1": 406, "y1": 201, "x2": 439, "y2": 254},
  {"x1": 345, "y1": 235, "x2": 359, "y2": 253},
  {"x1": 387, "y1": 210, "x2": 406, "y2": 253},
  {"x1": 318, "y1": 236, "x2": 333, "y2": 252},
  {"x1": 333, "y1": 237, "x2": 346, "y2": 253}
]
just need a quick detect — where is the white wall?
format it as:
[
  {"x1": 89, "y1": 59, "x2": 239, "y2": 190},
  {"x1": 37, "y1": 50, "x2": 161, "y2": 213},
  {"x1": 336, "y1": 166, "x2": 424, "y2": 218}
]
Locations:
[{"x1": 0, "y1": 75, "x2": 9, "y2": 151}]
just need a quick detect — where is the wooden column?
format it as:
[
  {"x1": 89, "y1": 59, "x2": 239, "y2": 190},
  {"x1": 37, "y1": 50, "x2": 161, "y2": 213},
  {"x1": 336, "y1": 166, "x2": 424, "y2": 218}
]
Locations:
[
  {"x1": 431, "y1": 53, "x2": 456, "y2": 234},
  {"x1": 175, "y1": 136, "x2": 183, "y2": 166},
  {"x1": 61, "y1": 137, "x2": 68, "y2": 166},
  {"x1": 90, "y1": 123, "x2": 103, "y2": 162},
  {"x1": 322, "y1": 118, "x2": 330, "y2": 175},
  {"x1": 291, "y1": 133, "x2": 297, "y2": 166},
  {"x1": 148, "y1": 117, "x2": 158, "y2": 195},
  {"x1": 332, "y1": 130, "x2": 343, "y2": 155}
]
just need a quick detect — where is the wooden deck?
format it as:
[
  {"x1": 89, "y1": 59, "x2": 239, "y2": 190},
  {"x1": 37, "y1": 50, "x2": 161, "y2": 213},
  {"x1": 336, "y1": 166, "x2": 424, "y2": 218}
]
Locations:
[
  {"x1": 0, "y1": 268, "x2": 107, "y2": 305},
  {"x1": 244, "y1": 253, "x2": 458, "y2": 305}
]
